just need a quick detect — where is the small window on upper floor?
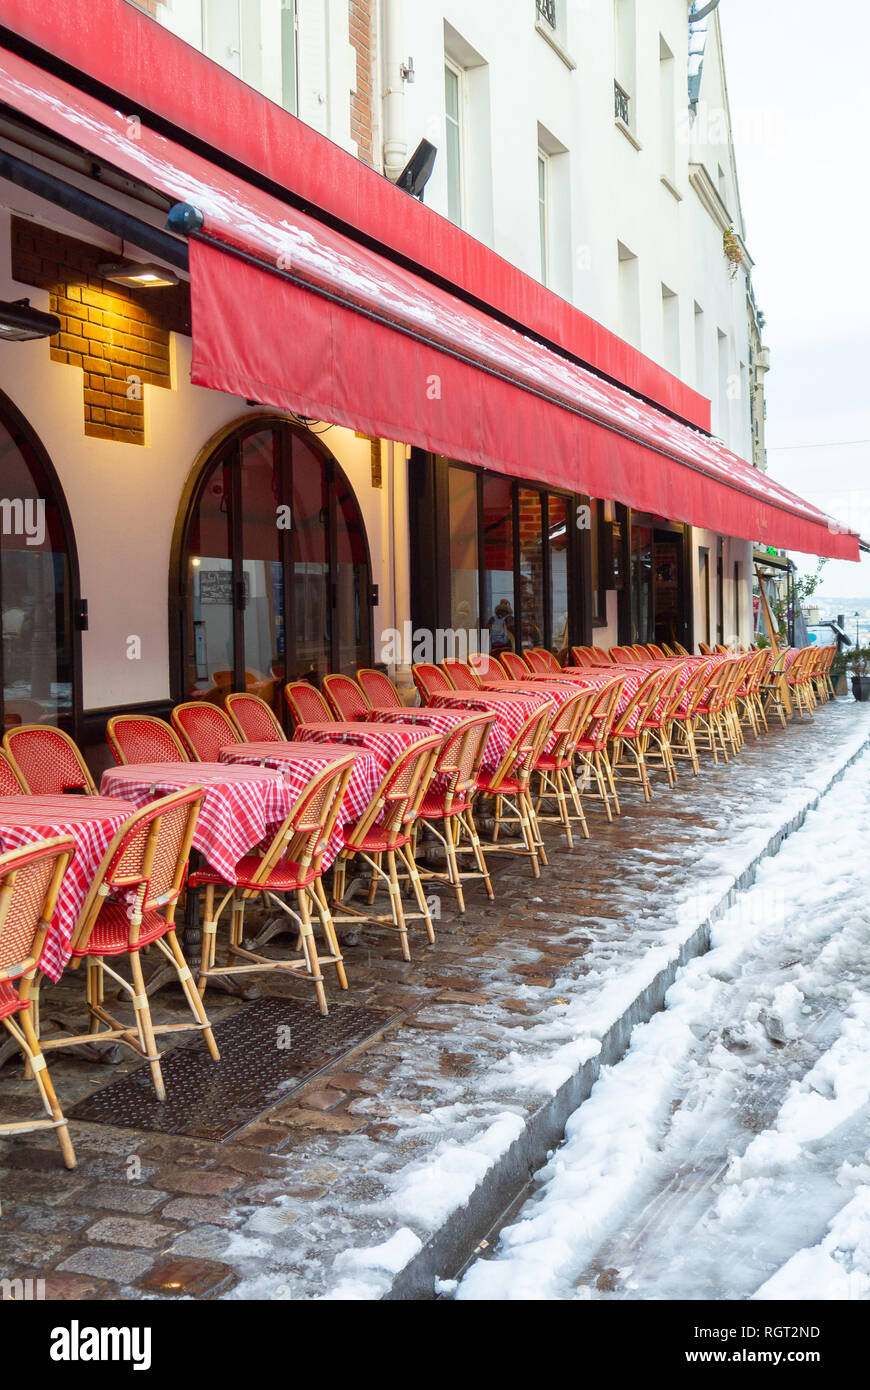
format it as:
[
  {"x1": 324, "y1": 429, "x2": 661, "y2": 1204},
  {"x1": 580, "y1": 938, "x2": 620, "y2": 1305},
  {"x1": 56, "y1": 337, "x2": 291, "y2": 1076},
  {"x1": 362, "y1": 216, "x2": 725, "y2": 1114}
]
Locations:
[
  {"x1": 444, "y1": 59, "x2": 465, "y2": 227},
  {"x1": 614, "y1": 0, "x2": 637, "y2": 132},
  {"x1": 281, "y1": 0, "x2": 298, "y2": 115},
  {"x1": 536, "y1": 0, "x2": 558, "y2": 29},
  {"x1": 538, "y1": 150, "x2": 550, "y2": 286}
]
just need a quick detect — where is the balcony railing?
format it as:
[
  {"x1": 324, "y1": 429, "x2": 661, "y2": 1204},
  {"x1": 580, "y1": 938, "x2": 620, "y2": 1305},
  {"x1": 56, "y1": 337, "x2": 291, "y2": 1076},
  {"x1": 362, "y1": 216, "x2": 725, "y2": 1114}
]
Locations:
[
  {"x1": 614, "y1": 80, "x2": 631, "y2": 125},
  {"x1": 536, "y1": 0, "x2": 557, "y2": 30}
]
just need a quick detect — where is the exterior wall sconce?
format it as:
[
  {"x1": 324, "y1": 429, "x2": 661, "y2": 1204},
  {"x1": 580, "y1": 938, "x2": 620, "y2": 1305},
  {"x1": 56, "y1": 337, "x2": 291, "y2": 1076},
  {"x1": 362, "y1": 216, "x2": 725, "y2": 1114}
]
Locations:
[
  {"x1": 0, "y1": 298, "x2": 61, "y2": 340},
  {"x1": 98, "y1": 260, "x2": 180, "y2": 288}
]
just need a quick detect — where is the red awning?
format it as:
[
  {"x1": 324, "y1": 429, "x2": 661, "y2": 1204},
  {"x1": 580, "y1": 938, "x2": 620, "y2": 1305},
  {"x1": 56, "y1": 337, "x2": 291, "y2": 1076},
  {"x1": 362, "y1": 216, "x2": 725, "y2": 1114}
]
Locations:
[{"x1": 0, "y1": 44, "x2": 860, "y2": 562}]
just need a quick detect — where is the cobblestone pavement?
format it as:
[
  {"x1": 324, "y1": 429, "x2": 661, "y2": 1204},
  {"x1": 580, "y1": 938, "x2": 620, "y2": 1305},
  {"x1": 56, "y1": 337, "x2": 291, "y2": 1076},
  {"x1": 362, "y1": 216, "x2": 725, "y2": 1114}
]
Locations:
[{"x1": 1, "y1": 700, "x2": 867, "y2": 1300}]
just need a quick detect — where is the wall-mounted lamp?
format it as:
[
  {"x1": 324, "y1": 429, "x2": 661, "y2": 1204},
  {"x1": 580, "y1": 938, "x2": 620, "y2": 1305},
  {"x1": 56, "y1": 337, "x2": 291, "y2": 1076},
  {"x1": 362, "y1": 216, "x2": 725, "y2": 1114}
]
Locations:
[
  {"x1": 98, "y1": 260, "x2": 180, "y2": 289},
  {"x1": 395, "y1": 139, "x2": 437, "y2": 201},
  {"x1": 0, "y1": 298, "x2": 61, "y2": 341}
]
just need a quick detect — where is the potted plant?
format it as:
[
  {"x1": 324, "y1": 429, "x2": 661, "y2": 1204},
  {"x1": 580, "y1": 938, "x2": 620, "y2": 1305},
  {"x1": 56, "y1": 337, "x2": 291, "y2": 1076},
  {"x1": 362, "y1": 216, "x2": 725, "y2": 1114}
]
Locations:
[{"x1": 849, "y1": 647, "x2": 870, "y2": 702}]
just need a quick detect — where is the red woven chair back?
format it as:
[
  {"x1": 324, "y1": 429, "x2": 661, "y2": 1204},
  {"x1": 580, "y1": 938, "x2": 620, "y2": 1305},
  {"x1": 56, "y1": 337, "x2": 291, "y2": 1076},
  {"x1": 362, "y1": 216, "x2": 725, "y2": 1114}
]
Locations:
[
  {"x1": 254, "y1": 757, "x2": 355, "y2": 884},
  {"x1": 499, "y1": 651, "x2": 531, "y2": 679},
  {"x1": 357, "y1": 669, "x2": 403, "y2": 708},
  {"x1": 527, "y1": 648, "x2": 560, "y2": 673},
  {"x1": 224, "y1": 693, "x2": 286, "y2": 743},
  {"x1": 107, "y1": 716, "x2": 188, "y2": 766},
  {"x1": 488, "y1": 703, "x2": 553, "y2": 792},
  {"x1": 578, "y1": 676, "x2": 627, "y2": 749},
  {"x1": 322, "y1": 674, "x2": 370, "y2": 720},
  {"x1": 413, "y1": 664, "x2": 454, "y2": 701},
  {"x1": 3, "y1": 726, "x2": 96, "y2": 796},
  {"x1": 73, "y1": 789, "x2": 202, "y2": 953},
  {"x1": 284, "y1": 681, "x2": 333, "y2": 727},
  {"x1": 673, "y1": 661, "x2": 715, "y2": 718},
  {"x1": 672, "y1": 642, "x2": 690, "y2": 656},
  {"x1": 0, "y1": 836, "x2": 74, "y2": 979},
  {"x1": 0, "y1": 750, "x2": 25, "y2": 794},
  {"x1": 542, "y1": 689, "x2": 598, "y2": 766},
  {"x1": 612, "y1": 671, "x2": 666, "y2": 740},
  {"x1": 430, "y1": 713, "x2": 495, "y2": 806},
  {"x1": 609, "y1": 647, "x2": 638, "y2": 664},
  {"x1": 570, "y1": 647, "x2": 595, "y2": 667},
  {"x1": 344, "y1": 736, "x2": 440, "y2": 848},
  {"x1": 171, "y1": 703, "x2": 238, "y2": 762},
  {"x1": 646, "y1": 645, "x2": 666, "y2": 658},
  {"x1": 698, "y1": 642, "x2": 714, "y2": 656},
  {"x1": 469, "y1": 653, "x2": 506, "y2": 681},
  {"x1": 441, "y1": 660, "x2": 481, "y2": 690}
]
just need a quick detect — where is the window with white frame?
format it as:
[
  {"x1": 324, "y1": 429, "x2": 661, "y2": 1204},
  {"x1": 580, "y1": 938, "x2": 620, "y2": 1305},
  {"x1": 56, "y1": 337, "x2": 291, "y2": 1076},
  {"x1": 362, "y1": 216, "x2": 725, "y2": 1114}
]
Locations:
[
  {"x1": 444, "y1": 59, "x2": 464, "y2": 227},
  {"x1": 202, "y1": 0, "x2": 261, "y2": 91},
  {"x1": 614, "y1": 0, "x2": 637, "y2": 129},
  {"x1": 659, "y1": 35, "x2": 676, "y2": 186},
  {"x1": 537, "y1": 151, "x2": 549, "y2": 285},
  {"x1": 281, "y1": 0, "x2": 298, "y2": 115},
  {"x1": 536, "y1": 0, "x2": 558, "y2": 29}
]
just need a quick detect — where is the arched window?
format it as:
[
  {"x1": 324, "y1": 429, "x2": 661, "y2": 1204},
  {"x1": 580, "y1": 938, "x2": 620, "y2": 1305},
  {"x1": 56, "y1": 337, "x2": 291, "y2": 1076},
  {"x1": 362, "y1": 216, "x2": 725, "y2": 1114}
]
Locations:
[
  {"x1": 172, "y1": 419, "x2": 373, "y2": 713},
  {"x1": 0, "y1": 390, "x2": 79, "y2": 733}
]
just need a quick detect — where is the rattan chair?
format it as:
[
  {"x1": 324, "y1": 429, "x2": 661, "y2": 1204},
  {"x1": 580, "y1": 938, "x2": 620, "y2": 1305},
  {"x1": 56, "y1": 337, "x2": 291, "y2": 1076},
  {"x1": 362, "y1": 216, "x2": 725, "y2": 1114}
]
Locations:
[
  {"x1": 441, "y1": 660, "x2": 482, "y2": 690},
  {"x1": 475, "y1": 703, "x2": 554, "y2": 878},
  {"x1": 499, "y1": 650, "x2": 532, "y2": 679},
  {"x1": 224, "y1": 692, "x2": 287, "y2": 743},
  {"x1": 38, "y1": 789, "x2": 218, "y2": 1100},
  {"x1": 533, "y1": 689, "x2": 598, "y2": 847},
  {"x1": 412, "y1": 663, "x2": 455, "y2": 702},
  {"x1": 412, "y1": 714, "x2": 495, "y2": 911},
  {"x1": 171, "y1": 702, "x2": 239, "y2": 761},
  {"x1": 284, "y1": 680, "x2": 334, "y2": 728},
  {"x1": 332, "y1": 735, "x2": 441, "y2": 960},
  {"x1": 574, "y1": 676, "x2": 627, "y2": 820},
  {"x1": 322, "y1": 674, "x2": 371, "y2": 721},
  {"x1": 609, "y1": 671, "x2": 667, "y2": 802},
  {"x1": 107, "y1": 715, "x2": 189, "y2": 766},
  {"x1": 0, "y1": 836, "x2": 77, "y2": 1167},
  {"x1": 3, "y1": 725, "x2": 97, "y2": 796},
  {"x1": 191, "y1": 757, "x2": 356, "y2": 1014},
  {"x1": 357, "y1": 669, "x2": 404, "y2": 708}
]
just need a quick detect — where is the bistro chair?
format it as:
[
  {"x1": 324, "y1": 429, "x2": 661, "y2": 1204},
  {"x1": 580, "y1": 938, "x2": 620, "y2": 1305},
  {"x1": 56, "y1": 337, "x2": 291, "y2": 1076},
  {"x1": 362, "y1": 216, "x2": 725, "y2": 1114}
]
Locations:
[
  {"x1": 107, "y1": 715, "x2": 189, "y2": 766},
  {"x1": 191, "y1": 757, "x2": 356, "y2": 1015},
  {"x1": 224, "y1": 692, "x2": 287, "y2": 743},
  {"x1": 646, "y1": 644, "x2": 666, "y2": 659},
  {"x1": 332, "y1": 735, "x2": 441, "y2": 961},
  {"x1": 641, "y1": 665, "x2": 685, "y2": 788},
  {"x1": 171, "y1": 702, "x2": 239, "y2": 762},
  {"x1": 786, "y1": 649, "x2": 816, "y2": 719},
  {"x1": 469, "y1": 652, "x2": 507, "y2": 682},
  {"x1": 441, "y1": 660, "x2": 482, "y2": 690},
  {"x1": 0, "y1": 836, "x2": 77, "y2": 1168},
  {"x1": 609, "y1": 670, "x2": 667, "y2": 802},
  {"x1": 760, "y1": 650, "x2": 791, "y2": 729},
  {"x1": 669, "y1": 662, "x2": 714, "y2": 776},
  {"x1": 526, "y1": 648, "x2": 561, "y2": 674},
  {"x1": 38, "y1": 789, "x2": 218, "y2": 1101},
  {"x1": 3, "y1": 726, "x2": 97, "y2": 796},
  {"x1": 533, "y1": 688, "x2": 598, "y2": 848},
  {"x1": 672, "y1": 642, "x2": 691, "y2": 657},
  {"x1": 736, "y1": 651, "x2": 770, "y2": 739},
  {"x1": 815, "y1": 646, "x2": 836, "y2": 702},
  {"x1": 475, "y1": 703, "x2": 554, "y2": 879},
  {"x1": 574, "y1": 676, "x2": 626, "y2": 821},
  {"x1": 499, "y1": 650, "x2": 532, "y2": 679},
  {"x1": 609, "y1": 646, "x2": 637, "y2": 664},
  {"x1": 285, "y1": 680, "x2": 334, "y2": 729},
  {"x1": 569, "y1": 646, "x2": 596, "y2": 668},
  {"x1": 693, "y1": 660, "x2": 737, "y2": 763},
  {"x1": 357, "y1": 669, "x2": 404, "y2": 708},
  {"x1": 322, "y1": 673, "x2": 371, "y2": 721},
  {"x1": 413, "y1": 713, "x2": 496, "y2": 912},
  {"x1": 698, "y1": 642, "x2": 715, "y2": 656},
  {"x1": 0, "y1": 749, "x2": 26, "y2": 793},
  {"x1": 412, "y1": 663, "x2": 455, "y2": 702}
]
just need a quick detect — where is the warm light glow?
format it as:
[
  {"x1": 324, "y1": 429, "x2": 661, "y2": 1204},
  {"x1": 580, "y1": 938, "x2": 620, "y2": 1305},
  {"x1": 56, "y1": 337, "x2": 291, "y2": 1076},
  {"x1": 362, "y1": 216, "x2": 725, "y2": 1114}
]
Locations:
[
  {"x1": 191, "y1": 556, "x2": 201, "y2": 568},
  {"x1": 98, "y1": 260, "x2": 180, "y2": 289}
]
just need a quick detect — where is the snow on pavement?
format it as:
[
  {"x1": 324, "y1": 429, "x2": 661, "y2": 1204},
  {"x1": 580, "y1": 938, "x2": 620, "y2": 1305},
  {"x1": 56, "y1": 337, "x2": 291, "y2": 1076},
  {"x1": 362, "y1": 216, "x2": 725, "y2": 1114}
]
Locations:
[{"x1": 457, "y1": 746, "x2": 870, "y2": 1301}]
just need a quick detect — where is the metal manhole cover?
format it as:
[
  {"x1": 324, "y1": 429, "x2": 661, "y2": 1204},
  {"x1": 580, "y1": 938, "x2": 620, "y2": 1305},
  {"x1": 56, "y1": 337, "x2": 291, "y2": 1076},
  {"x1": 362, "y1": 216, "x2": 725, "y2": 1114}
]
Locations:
[{"x1": 69, "y1": 997, "x2": 397, "y2": 1143}]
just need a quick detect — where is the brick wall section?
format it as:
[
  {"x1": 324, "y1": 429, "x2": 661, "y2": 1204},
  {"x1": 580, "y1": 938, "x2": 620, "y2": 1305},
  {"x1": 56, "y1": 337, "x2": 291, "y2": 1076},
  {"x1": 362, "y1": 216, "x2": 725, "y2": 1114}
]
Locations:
[
  {"x1": 11, "y1": 217, "x2": 190, "y2": 446},
  {"x1": 349, "y1": 0, "x2": 375, "y2": 167}
]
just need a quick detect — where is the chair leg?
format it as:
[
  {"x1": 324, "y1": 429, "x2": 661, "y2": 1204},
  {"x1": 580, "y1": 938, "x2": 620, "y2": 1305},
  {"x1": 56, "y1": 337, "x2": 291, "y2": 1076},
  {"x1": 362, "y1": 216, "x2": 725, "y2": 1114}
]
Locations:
[
  {"x1": 128, "y1": 951, "x2": 165, "y2": 1100},
  {"x1": 296, "y1": 889, "x2": 328, "y2": 1014},
  {"x1": 399, "y1": 844, "x2": 436, "y2": 944},
  {"x1": 313, "y1": 878, "x2": 348, "y2": 990},
  {"x1": 462, "y1": 807, "x2": 494, "y2": 899},
  {"x1": 442, "y1": 816, "x2": 465, "y2": 913},
  {"x1": 385, "y1": 850, "x2": 411, "y2": 961},
  {"x1": 163, "y1": 929, "x2": 220, "y2": 1060},
  {"x1": 13, "y1": 1012, "x2": 76, "y2": 1169}
]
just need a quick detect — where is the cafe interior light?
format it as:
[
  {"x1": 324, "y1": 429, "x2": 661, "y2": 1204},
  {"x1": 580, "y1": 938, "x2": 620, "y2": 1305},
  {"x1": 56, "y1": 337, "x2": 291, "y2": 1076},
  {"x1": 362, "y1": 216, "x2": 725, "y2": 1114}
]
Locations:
[
  {"x1": 0, "y1": 298, "x2": 61, "y2": 340},
  {"x1": 98, "y1": 260, "x2": 180, "y2": 288}
]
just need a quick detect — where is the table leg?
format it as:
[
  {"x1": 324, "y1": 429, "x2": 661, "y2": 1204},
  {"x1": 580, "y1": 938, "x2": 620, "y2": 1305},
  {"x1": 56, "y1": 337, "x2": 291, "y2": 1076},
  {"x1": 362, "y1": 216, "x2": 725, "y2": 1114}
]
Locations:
[{"x1": 179, "y1": 865, "x2": 261, "y2": 1001}]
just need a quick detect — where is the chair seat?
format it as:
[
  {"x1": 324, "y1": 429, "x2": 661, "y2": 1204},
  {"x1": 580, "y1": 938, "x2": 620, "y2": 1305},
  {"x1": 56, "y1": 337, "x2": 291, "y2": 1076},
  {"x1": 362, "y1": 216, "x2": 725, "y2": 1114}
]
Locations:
[
  {"x1": 0, "y1": 980, "x2": 24, "y2": 1021},
  {"x1": 418, "y1": 789, "x2": 469, "y2": 819},
  {"x1": 342, "y1": 825, "x2": 411, "y2": 853},
  {"x1": 477, "y1": 770, "x2": 523, "y2": 796},
  {"x1": 535, "y1": 753, "x2": 571, "y2": 772},
  {"x1": 574, "y1": 738, "x2": 607, "y2": 754},
  {"x1": 190, "y1": 855, "x2": 317, "y2": 892},
  {"x1": 72, "y1": 901, "x2": 172, "y2": 957}
]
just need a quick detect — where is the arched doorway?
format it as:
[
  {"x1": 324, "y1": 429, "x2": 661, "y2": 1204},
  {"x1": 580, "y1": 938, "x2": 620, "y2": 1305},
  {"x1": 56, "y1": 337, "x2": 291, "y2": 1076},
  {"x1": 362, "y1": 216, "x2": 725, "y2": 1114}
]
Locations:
[
  {"x1": 172, "y1": 418, "x2": 373, "y2": 714},
  {"x1": 0, "y1": 390, "x2": 80, "y2": 733}
]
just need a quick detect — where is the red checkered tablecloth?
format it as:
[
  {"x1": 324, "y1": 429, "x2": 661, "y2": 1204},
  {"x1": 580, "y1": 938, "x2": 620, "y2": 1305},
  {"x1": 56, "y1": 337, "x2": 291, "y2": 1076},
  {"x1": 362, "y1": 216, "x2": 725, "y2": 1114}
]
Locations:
[
  {"x1": 293, "y1": 723, "x2": 440, "y2": 781},
  {"x1": 0, "y1": 794, "x2": 137, "y2": 981},
  {"x1": 428, "y1": 689, "x2": 553, "y2": 747},
  {"x1": 101, "y1": 763, "x2": 296, "y2": 883},
  {"x1": 218, "y1": 741, "x2": 379, "y2": 867},
  {"x1": 363, "y1": 705, "x2": 508, "y2": 771}
]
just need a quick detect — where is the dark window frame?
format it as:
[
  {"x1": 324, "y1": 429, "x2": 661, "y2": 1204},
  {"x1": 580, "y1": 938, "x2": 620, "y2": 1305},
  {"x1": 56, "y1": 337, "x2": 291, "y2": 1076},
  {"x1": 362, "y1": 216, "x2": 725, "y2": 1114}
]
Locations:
[{"x1": 170, "y1": 416, "x2": 373, "y2": 718}]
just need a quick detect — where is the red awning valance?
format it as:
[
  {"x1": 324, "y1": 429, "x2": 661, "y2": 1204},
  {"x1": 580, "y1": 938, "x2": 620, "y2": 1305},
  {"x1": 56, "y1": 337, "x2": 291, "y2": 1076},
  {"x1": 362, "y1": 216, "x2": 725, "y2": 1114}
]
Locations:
[{"x1": 0, "y1": 44, "x2": 860, "y2": 562}]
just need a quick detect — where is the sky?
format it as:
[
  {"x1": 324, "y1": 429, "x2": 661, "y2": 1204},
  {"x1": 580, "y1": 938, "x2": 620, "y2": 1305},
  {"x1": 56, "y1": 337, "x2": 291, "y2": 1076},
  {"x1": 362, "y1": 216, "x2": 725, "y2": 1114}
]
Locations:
[{"x1": 718, "y1": 0, "x2": 870, "y2": 598}]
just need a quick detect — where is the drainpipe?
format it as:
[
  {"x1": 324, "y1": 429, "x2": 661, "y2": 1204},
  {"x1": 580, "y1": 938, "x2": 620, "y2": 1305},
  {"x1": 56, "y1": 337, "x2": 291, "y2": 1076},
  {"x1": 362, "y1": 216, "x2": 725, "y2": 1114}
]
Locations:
[
  {"x1": 382, "y1": 0, "x2": 408, "y2": 182},
  {"x1": 689, "y1": 1, "x2": 721, "y2": 21}
]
